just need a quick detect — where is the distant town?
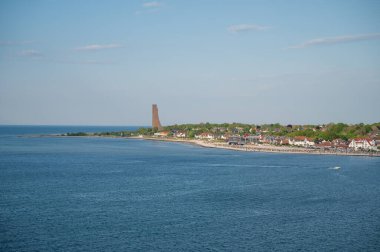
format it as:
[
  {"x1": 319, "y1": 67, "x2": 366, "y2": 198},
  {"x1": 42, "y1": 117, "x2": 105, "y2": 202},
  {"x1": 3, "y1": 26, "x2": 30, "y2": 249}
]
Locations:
[
  {"x1": 63, "y1": 104, "x2": 380, "y2": 156},
  {"x1": 64, "y1": 122, "x2": 380, "y2": 154}
]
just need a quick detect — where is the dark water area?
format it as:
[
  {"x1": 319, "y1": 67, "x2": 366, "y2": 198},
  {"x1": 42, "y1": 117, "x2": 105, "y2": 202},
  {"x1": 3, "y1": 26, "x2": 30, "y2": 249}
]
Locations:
[{"x1": 1, "y1": 126, "x2": 379, "y2": 251}]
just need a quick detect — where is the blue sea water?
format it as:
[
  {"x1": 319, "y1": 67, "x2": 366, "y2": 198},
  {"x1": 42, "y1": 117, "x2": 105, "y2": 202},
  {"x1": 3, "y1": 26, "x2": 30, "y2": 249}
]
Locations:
[{"x1": 0, "y1": 126, "x2": 379, "y2": 251}]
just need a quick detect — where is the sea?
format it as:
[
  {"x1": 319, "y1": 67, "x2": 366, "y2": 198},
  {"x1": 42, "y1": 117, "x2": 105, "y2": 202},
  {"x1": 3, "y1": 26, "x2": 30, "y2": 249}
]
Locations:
[{"x1": 1, "y1": 125, "x2": 379, "y2": 251}]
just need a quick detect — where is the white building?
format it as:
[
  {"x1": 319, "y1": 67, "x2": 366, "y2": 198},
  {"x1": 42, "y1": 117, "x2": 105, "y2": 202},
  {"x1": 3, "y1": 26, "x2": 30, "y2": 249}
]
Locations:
[
  {"x1": 289, "y1": 136, "x2": 315, "y2": 147},
  {"x1": 154, "y1": 131, "x2": 169, "y2": 137},
  {"x1": 173, "y1": 131, "x2": 187, "y2": 138},
  {"x1": 349, "y1": 138, "x2": 377, "y2": 151},
  {"x1": 195, "y1": 132, "x2": 215, "y2": 140}
]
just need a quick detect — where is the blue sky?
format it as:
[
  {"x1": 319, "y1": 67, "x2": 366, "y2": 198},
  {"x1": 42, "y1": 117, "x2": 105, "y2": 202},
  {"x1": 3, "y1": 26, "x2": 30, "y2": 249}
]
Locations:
[{"x1": 0, "y1": 0, "x2": 379, "y2": 125}]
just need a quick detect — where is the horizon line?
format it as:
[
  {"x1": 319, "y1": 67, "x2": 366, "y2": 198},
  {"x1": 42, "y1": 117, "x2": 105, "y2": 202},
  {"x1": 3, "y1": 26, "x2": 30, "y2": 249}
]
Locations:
[{"x1": 1, "y1": 121, "x2": 379, "y2": 127}]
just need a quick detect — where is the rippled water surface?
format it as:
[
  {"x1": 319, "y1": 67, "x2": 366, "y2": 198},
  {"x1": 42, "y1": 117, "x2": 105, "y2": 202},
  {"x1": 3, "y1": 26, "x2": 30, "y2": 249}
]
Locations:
[{"x1": 1, "y1": 126, "x2": 379, "y2": 251}]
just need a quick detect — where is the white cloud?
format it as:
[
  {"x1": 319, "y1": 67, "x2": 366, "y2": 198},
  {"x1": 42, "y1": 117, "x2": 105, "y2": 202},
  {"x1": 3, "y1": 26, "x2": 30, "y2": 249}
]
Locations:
[
  {"x1": 17, "y1": 49, "x2": 43, "y2": 57},
  {"x1": 75, "y1": 44, "x2": 123, "y2": 51},
  {"x1": 135, "y1": 1, "x2": 163, "y2": 14},
  {"x1": 143, "y1": 1, "x2": 162, "y2": 8},
  {"x1": 227, "y1": 24, "x2": 270, "y2": 33},
  {"x1": 289, "y1": 33, "x2": 380, "y2": 49}
]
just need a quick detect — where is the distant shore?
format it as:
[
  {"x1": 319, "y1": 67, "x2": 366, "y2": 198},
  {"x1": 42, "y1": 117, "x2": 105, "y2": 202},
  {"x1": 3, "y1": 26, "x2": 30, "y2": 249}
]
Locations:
[
  {"x1": 129, "y1": 136, "x2": 380, "y2": 157},
  {"x1": 35, "y1": 134, "x2": 380, "y2": 157}
]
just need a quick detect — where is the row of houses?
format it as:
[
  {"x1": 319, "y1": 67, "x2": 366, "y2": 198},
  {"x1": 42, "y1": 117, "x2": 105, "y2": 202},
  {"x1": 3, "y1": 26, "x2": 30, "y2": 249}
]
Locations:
[
  {"x1": 225, "y1": 134, "x2": 378, "y2": 151},
  {"x1": 257, "y1": 136, "x2": 378, "y2": 151},
  {"x1": 262, "y1": 136, "x2": 378, "y2": 151},
  {"x1": 155, "y1": 130, "x2": 379, "y2": 151}
]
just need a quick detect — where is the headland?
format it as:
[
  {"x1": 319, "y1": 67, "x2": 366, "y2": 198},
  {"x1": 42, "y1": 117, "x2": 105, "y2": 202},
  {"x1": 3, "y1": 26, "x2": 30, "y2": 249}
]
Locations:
[{"x1": 58, "y1": 122, "x2": 380, "y2": 157}]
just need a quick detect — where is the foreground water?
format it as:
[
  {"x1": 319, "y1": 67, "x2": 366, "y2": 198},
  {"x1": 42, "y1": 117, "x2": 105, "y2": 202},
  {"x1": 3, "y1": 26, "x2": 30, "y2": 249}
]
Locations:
[{"x1": 1, "y1": 126, "x2": 379, "y2": 251}]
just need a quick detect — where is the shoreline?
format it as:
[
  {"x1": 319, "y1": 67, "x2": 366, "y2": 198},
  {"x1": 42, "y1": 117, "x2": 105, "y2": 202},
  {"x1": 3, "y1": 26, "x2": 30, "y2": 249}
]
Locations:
[
  {"x1": 31, "y1": 134, "x2": 380, "y2": 157},
  {"x1": 129, "y1": 136, "x2": 380, "y2": 157}
]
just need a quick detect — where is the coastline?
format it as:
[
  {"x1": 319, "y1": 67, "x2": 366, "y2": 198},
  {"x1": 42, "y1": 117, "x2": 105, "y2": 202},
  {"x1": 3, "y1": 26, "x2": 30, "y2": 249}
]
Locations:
[
  {"x1": 129, "y1": 136, "x2": 380, "y2": 157},
  {"x1": 34, "y1": 134, "x2": 379, "y2": 157}
]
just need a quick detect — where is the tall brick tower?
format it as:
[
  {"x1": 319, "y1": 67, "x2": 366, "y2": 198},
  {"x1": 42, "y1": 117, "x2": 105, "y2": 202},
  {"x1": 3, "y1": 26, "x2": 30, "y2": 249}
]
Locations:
[{"x1": 152, "y1": 104, "x2": 163, "y2": 131}]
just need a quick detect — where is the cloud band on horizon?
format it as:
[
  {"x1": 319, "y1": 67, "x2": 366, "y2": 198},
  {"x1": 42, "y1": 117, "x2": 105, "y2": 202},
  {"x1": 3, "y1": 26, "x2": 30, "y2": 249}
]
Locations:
[
  {"x1": 75, "y1": 44, "x2": 123, "y2": 51},
  {"x1": 227, "y1": 24, "x2": 270, "y2": 33},
  {"x1": 143, "y1": 1, "x2": 162, "y2": 8},
  {"x1": 289, "y1": 33, "x2": 380, "y2": 49},
  {"x1": 17, "y1": 49, "x2": 43, "y2": 57}
]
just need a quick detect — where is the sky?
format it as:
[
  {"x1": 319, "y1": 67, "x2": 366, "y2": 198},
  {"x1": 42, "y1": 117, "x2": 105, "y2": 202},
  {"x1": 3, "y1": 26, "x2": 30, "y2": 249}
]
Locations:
[{"x1": 0, "y1": 0, "x2": 379, "y2": 126}]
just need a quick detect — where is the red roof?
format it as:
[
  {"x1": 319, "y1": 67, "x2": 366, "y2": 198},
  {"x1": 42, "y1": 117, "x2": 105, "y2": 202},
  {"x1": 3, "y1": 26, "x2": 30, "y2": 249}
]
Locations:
[
  {"x1": 294, "y1": 136, "x2": 313, "y2": 141},
  {"x1": 317, "y1": 142, "x2": 332, "y2": 147},
  {"x1": 294, "y1": 136, "x2": 306, "y2": 141},
  {"x1": 353, "y1": 138, "x2": 371, "y2": 143}
]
